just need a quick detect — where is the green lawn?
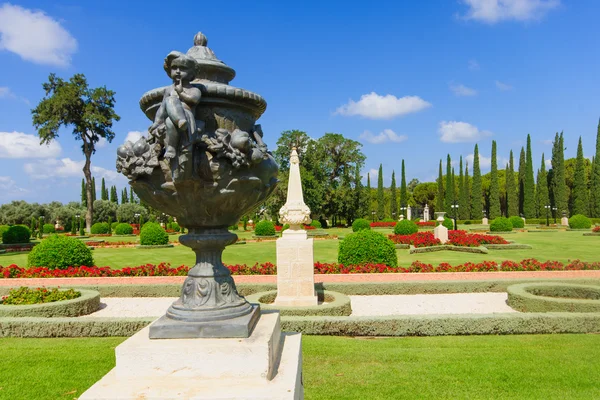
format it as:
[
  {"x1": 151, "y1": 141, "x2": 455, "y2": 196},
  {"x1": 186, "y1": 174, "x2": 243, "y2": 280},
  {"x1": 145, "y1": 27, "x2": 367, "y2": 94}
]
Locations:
[
  {"x1": 1, "y1": 334, "x2": 598, "y2": 399},
  {"x1": 0, "y1": 229, "x2": 598, "y2": 268}
]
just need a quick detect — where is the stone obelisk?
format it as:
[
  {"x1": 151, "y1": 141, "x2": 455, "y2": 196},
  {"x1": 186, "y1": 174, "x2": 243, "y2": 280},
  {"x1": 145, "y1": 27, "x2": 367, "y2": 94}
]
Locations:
[{"x1": 275, "y1": 148, "x2": 318, "y2": 306}]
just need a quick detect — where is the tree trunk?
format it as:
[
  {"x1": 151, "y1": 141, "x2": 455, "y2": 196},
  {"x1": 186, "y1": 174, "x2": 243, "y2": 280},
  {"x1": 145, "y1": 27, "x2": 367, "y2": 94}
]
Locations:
[{"x1": 83, "y1": 144, "x2": 94, "y2": 233}]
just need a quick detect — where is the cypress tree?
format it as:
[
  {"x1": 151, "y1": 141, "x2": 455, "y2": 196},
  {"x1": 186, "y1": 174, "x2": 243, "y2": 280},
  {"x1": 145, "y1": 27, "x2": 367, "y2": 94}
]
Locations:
[
  {"x1": 524, "y1": 134, "x2": 536, "y2": 218},
  {"x1": 400, "y1": 160, "x2": 408, "y2": 211},
  {"x1": 121, "y1": 188, "x2": 128, "y2": 204},
  {"x1": 353, "y1": 164, "x2": 367, "y2": 220},
  {"x1": 377, "y1": 164, "x2": 384, "y2": 220},
  {"x1": 110, "y1": 185, "x2": 118, "y2": 204},
  {"x1": 81, "y1": 178, "x2": 87, "y2": 207},
  {"x1": 436, "y1": 159, "x2": 444, "y2": 214},
  {"x1": 518, "y1": 147, "x2": 526, "y2": 215},
  {"x1": 489, "y1": 140, "x2": 501, "y2": 219},
  {"x1": 470, "y1": 144, "x2": 482, "y2": 219},
  {"x1": 390, "y1": 170, "x2": 398, "y2": 219},
  {"x1": 101, "y1": 178, "x2": 108, "y2": 200},
  {"x1": 536, "y1": 153, "x2": 550, "y2": 218},
  {"x1": 506, "y1": 150, "x2": 518, "y2": 217},
  {"x1": 458, "y1": 156, "x2": 468, "y2": 219},
  {"x1": 92, "y1": 177, "x2": 97, "y2": 202},
  {"x1": 445, "y1": 154, "x2": 454, "y2": 214},
  {"x1": 590, "y1": 119, "x2": 600, "y2": 217},
  {"x1": 464, "y1": 161, "x2": 471, "y2": 219},
  {"x1": 71, "y1": 215, "x2": 77, "y2": 235},
  {"x1": 551, "y1": 132, "x2": 568, "y2": 215},
  {"x1": 129, "y1": 187, "x2": 134, "y2": 204},
  {"x1": 366, "y1": 173, "x2": 372, "y2": 214},
  {"x1": 571, "y1": 136, "x2": 589, "y2": 215}
]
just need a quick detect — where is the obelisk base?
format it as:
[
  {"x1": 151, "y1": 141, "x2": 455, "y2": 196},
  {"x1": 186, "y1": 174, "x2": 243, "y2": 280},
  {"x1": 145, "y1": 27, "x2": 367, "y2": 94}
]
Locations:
[{"x1": 275, "y1": 229, "x2": 317, "y2": 307}]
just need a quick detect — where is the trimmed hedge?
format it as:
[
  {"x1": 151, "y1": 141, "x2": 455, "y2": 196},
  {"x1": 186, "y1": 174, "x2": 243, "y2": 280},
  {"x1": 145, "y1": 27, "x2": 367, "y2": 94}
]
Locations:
[
  {"x1": 569, "y1": 214, "x2": 592, "y2": 229},
  {"x1": 338, "y1": 230, "x2": 397, "y2": 267},
  {"x1": 490, "y1": 217, "x2": 513, "y2": 232},
  {"x1": 485, "y1": 243, "x2": 533, "y2": 250},
  {"x1": 91, "y1": 222, "x2": 110, "y2": 235},
  {"x1": 246, "y1": 290, "x2": 352, "y2": 316},
  {"x1": 507, "y1": 283, "x2": 600, "y2": 313},
  {"x1": 352, "y1": 218, "x2": 371, "y2": 232},
  {"x1": 310, "y1": 220, "x2": 322, "y2": 229},
  {"x1": 2, "y1": 225, "x2": 31, "y2": 244},
  {"x1": 42, "y1": 224, "x2": 55, "y2": 234},
  {"x1": 0, "y1": 289, "x2": 100, "y2": 317},
  {"x1": 27, "y1": 235, "x2": 94, "y2": 270},
  {"x1": 254, "y1": 220, "x2": 276, "y2": 236},
  {"x1": 139, "y1": 222, "x2": 168, "y2": 245},
  {"x1": 509, "y1": 216, "x2": 524, "y2": 229},
  {"x1": 443, "y1": 217, "x2": 454, "y2": 230},
  {"x1": 394, "y1": 220, "x2": 418, "y2": 235},
  {"x1": 114, "y1": 223, "x2": 134, "y2": 235}
]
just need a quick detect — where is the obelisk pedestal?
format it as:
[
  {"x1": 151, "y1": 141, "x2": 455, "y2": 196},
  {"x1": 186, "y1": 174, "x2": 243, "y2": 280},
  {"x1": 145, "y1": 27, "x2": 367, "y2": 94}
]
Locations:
[{"x1": 275, "y1": 229, "x2": 317, "y2": 306}]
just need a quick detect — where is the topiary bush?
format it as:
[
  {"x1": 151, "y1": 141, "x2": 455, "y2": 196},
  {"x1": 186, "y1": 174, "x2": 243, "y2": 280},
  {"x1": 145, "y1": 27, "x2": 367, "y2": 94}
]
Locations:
[
  {"x1": 509, "y1": 216, "x2": 525, "y2": 229},
  {"x1": 490, "y1": 217, "x2": 513, "y2": 232},
  {"x1": 114, "y1": 223, "x2": 134, "y2": 235},
  {"x1": 111, "y1": 221, "x2": 119, "y2": 231},
  {"x1": 352, "y1": 218, "x2": 371, "y2": 232},
  {"x1": 338, "y1": 230, "x2": 397, "y2": 267},
  {"x1": 28, "y1": 235, "x2": 94, "y2": 270},
  {"x1": 569, "y1": 214, "x2": 592, "y2": 229},
  {"x1": 139, "y1": 222, "x2": 169, "y2": 245},
  {"x1": 90, "y1": 222, "x2": 110, "y2": 235},
  {"x1": 42, "y1": 224, "x2": 55, "y2": 234},
  {"x1": 254, "y1": 220, "x2": 276, "y2": 236},
  {"x1": 167, "y1": 221, "x2": 180, "y2": 232},
  {"x1": 0, "y1": 225, "x2": 9, "y2": 243},
  {"x1": 2, "y1": 225, "x2": 31, "y2": 244},
  {"x1": 443, "y1": 217, "x2": 454, "y2": 230},
  {"x1": 310, "y1": 220, "x2": 322, "y2": 229},
  {"x1": 394, "y1": 219, "x2": 418, "y2": 235}
]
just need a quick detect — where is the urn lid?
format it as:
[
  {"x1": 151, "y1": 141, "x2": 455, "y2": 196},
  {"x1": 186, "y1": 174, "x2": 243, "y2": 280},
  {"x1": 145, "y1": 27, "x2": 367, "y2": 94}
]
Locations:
[{"x1": 186, "y1": 32, "x2": 236, "y2": 84}]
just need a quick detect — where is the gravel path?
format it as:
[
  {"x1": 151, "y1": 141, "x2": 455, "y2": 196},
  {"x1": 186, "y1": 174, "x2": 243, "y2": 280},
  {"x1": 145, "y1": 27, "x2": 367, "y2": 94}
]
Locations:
[{"x1": 80, "y1": 293, "x2": 517, "y2": 318}]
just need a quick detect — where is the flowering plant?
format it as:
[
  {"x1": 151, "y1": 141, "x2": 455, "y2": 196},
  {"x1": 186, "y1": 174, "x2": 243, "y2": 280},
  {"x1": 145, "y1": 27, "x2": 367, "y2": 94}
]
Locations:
[
  {"x1": 388, "y1": 232, "x2": 441, "y2": 247},
  {"x1": 416, "y1": 221, "x2": 436, "y2": 227},
  {"x1": 370, "y1": 221, "x2": 397, "y2": 228},
  {"x1": 593, "y1": 226, "x2": 600, "y2": 233}
]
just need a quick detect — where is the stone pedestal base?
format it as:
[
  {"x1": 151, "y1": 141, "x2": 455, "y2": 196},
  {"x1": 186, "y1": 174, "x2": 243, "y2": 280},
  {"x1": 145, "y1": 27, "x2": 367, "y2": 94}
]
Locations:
[
  {"x1": 275, "y1": 230, "x2": 317, "y2": 307},
  {"x1": 482, "y1": 217, "x2": 489, "y2": 225},
  {"x1": 561, "y1": 217, "x2": 569, "y2": 226},
  {"x1": 434, "y1": 225, "x2": 448, "y2": 244},
  {"x1": 80, "y1": 312, "x2": 303, "y2": 400}
]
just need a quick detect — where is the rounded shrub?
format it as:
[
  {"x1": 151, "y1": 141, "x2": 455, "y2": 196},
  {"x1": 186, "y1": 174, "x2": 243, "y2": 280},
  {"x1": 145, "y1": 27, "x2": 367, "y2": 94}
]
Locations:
[
  {"x1": 509, "y1": 216, "x2": 525, "y2": 229},
  {"x1": 443, "y1": 217, "x2": 454, "y2": 230},
  {"x1": 167, "y1": 221, "x2": 180, "y2": 232},
  {"x1": 2, "y1": 225, "x2": 31, "y2": 244},
  {"x1": 114, "y1": 223, "x2": 134, "y2": 235},
  {"x1": 393, "y1": 219, "x2": 418, "y2": 235},
  {"x1": 111, "y1": 221, "x2": 119, "y2": 231},
  {"x1": 139, "y1": 222, "x2": 169, "y2": 245},
  {"x1": 90, "y1": 222, "x2": 110, "y2": 235},
  {"x1": 490, "y1": 217, "x2": 513, "y2": 232},
  {"x1": 382, "y1": 218, "x2": 395, "y2": 223},
  {"x1": 0, "y1": 225, "x2": 9, "y2": 243},
  {"x1": 42, "y1": 224, "x2": 55, "y2": 234},
  {"x1": 310, "y1": 220, "x2": 322, "y2": 229},
  {"x1": 254, "y1": 220, "x2": 276, "y2": 236},
  {"x1": 351, "y1": 218, "x2": 371, "y2": 232},
  {"x1": 28, "y1": 235, "x2": 94, "y2": 270},
  {"x1": 338, "y1": 230, "x2": 397, "y2": 267},
  {"x1": 569, "y1": 214, "x2": 592, "y2": 229}
]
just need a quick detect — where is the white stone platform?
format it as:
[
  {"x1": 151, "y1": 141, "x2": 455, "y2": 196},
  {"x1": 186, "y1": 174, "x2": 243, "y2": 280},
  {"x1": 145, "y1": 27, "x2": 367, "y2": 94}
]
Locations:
[{"x1": 79, "y1": 312, "x2": 303, "y2": 400}]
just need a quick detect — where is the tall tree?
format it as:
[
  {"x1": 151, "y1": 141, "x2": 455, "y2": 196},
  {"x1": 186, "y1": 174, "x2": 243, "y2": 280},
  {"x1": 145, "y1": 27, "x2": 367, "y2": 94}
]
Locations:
[
  {"x1": 536, "y1": 153, "x2": 550, "y2": 218},
  {"x1": 353, "y1": 165, "x2": 368, "y2": 221},
  {"x1": 110, "y1": 185, "x2": 118, "y2": 204},
  {"x1": 101, "y1": 178, "x2": 108, "y2": 201},
  {"x1": 458, "y1": 156, "x2": 468, "y2": 220},
  {"x1": 390, "y1": 170, "x2": 398, "y2": 219},
  {"x1": 518, "y1": 147, "x2": 526, "y2": 215},
  {"x1": 444, "y1": 154, "x2": 454, "y2": 214},
  {"x1": 31, "y1": 73, "x2": 120, "y2": 231},
  {"x1": 489, "y1": 140, "x2": 501, "y2": 218},
  {"x1": 506, "y1": 150, "x2": 518, "y2": 217},
  {"x1": 92, "y1": 177, "x2": 97, "y2": 202},
  {"x1": 436, "y1": 159, "x2": 444, "y2": 214},
  {"x1": 571, "y1": 137, "x2": 589, "y2": 215},
  {"x1": 551, "y1": 132, "x2": 568, "y2": 215},
  {"x1": 377, "y1": 164, "x2": 384, "y2": 220},
  {"x1": 400, "y1": 160, "x2": 408, "y2": 211},
  {"x1": 590, "y1": 120, "x2": 600, "y2": 217},
  {"x1": 81, "y1": 178, "x2": 87, "y2": 207},
  {"x1": 129, "y1": 186, "x2": 135, "y2": 204},
  {"x1": 470, "y1": 145, "x2": 482, "y2": 219},
  {"x1": 464, "y1": 161, "x2": 471, "y2": 219},
  {"x1": 121, "y1": 188, "x2": 128, "y2": 205},
  {"x1": 524, "y1": 134, "x2": 536, "y2": 218}
]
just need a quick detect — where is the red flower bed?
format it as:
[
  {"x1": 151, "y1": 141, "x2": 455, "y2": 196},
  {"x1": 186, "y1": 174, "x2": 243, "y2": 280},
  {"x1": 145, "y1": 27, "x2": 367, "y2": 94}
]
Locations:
[
  {"x1": 85, "y1": 241, "x2": 137, "y2": 248},
  {"x1": 417, "y1": 221, "x2": 436, "y2": 227},
  {"x1": 593, "y1": 226, "x2": 600, "y2": 233},
  {"x1": 388, "y1": 232, "x2": 441, "y2": 247},
  {"x1": 370, "y1": 221, "x2": 397, "y2": 227},
  {"x1": 448, "y1": 230, "x2": 509, "y2": 247},
  {"x1": 0, "y1": 243, "x2": 36, "y2": 253}
]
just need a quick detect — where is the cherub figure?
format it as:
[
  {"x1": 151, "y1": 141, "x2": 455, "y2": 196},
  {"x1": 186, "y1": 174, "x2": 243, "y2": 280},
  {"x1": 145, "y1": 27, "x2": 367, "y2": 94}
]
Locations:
[{"x1": 150, "y1": 51, "x2": 202, "y2": 160}]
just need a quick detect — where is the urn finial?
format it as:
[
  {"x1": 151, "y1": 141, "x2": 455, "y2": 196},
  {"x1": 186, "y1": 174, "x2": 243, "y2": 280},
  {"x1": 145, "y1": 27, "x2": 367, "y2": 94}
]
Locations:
[{"x1": 194, "y1": 32, "x2": 207, "y2": 47}]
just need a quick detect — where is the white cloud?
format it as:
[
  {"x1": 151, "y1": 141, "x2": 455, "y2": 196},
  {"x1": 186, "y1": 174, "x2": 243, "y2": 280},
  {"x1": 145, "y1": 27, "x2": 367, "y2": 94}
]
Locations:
[
  {"x1": 466, "y1": 153, "x2": 509, "y2": 170},
  {"x1": 459, "y1": 0, "x2": 560, "y2": 24},
  {"x1": 0, "y1": 131, "x2": 61, "y2": 158},
  {"x1": 449, "y1": 83, "x2": 478, "y2": 97},
  {"x1": 545, "y1": 159, "x2": 552, "y2": 169},
  {"x1": 359, "y1": 129, "x2": 408, "y2": 144},
  {"x1": 438, "y1": 121, "x2": 492, "y2": 143},
  {"x1": 468, "y1": 59, "x2": 480, "y2": 70},
  {"x1": 0, "y1": 86, "x2": 29, "y2": 104},
  {"x1": 541, "y1": 139, "x2": 553, "y2": 145},
  {"x1": 335, "y1": 92, "x2": 431, "y2": 120},
  {"x1": 0, "y1": 176, "x2": 27, "y2": 195},
  {"x1": 495, "y1": 80, "x2": 514, "y2": 91},
  {"x1": 96, "y1": 136, "x2": 108, "y2": 148},
  {"x1": 0, "y1": 3, "x2": 77, "y2": 67},
  {"x1": 124, "y1": 131, "x2": 145, "y2": 143},
  {"x1": 24, "y1": 158, "x2": 123, "y2": 182}
]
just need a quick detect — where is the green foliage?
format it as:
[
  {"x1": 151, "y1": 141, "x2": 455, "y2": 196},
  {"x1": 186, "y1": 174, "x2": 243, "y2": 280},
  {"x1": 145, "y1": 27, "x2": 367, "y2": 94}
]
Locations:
[
  {"x1": 394, "y1": 219, "x2": 418, "y2": 235},
  {"x1": 92, "y1": 200, "x2": 117, "y2": 224},
  {"x1": 518, "y1": 147, "x2": 526, "y2": 215},
  {"x1": 90, "y1": 222, "x2": 110, "y2": 234},
  {"x1": 2, "y1": 225, "x2": 31, "y2": 244},
  {"x1": 111, "y1": 221, "x2": 119, "y2": 231},
  {"x1": 114, "y1": 223, "x2": 133, "y2": 235},
  {"x1": 167, "y1": 221, "x2": 180, "y2": 232},
  {"x1": 310, "y1": 220, "x2": 322, "y2": 229},
  {"x1": 443, "y1": 217, "x2": 454, "y2": 230},
  {"x1": 338, "y1": 230, "x2": 397, "y2": 266},
  {"x1": 436, "y1": 159, "x2": 444, "y2": 214},
  {"x1": 28, "y1": 235, "x2": 94, "y2": 270},
  {"x1": 139, "y1": 222, "x2": 169, "y2": 245},
  {"x1": 590, "y1": 120, "x2": 600, "y2": 218},
  {"x1": 42, "y1": 224, "x2": 55, "y2": 234},
  {"x1": 400, "y1": 160, "x2": 408, "y2": 212},
  {"x1": 536, "y1": 154, "x2": 550, "y2": 219},
  {"x1": 445, "y1": 154, "x2": 454, "y2": 215},
  {"x1": 506, "y1": 150, "x2": 519, "y2": 218},
  {"x1": 551, "y1": 132, "x2": 568, "y2": 215},
  {"x1": 471, "y1": 144, "x2": 482, "y2": 218},
  {"x1": 490, "y1": 217, "x2": 513, "y2": 232},
  {"x1": 0, "y1": 225, "x2": 9, "y2": 242},
  {"x1": 254, "y1": 220, "x2": 276, "y2": 236},
  {"x1": 489, "y1": 141, "x2": 501, "y2": 219},
  {"x1": 1, "y1": 287, "x2": 80, "y2": 305},
  {"x1": 570, "y1": 137, "x2": 589, "y2": 216},
  {"x1": 79, "y1": 218, "x2": 85, "y2": 236},
  {"x1": 458, "y1": 156, "x2": 468, "y2": 220},
  {"x1": 569, "y1": 214, "x2": 592, "y2": 229},
  {"x1": 351, "y1": 218, "x2": 371, "y2": 232},
  {"x1": 377, "y1": 164, "x2": 385, "y2": 219},
  {"x1": 509, "y1": 216, "x2": 525, "y2": 229},
  {"x1": 390, "y1": 170, "x2": 398, "y2": 219},
  {"x1": 116, "y1": 203, "x2": 148, "y2": 224},
  {"x1": 524, "y1": 135, "x2": 536, "y2": 218}
]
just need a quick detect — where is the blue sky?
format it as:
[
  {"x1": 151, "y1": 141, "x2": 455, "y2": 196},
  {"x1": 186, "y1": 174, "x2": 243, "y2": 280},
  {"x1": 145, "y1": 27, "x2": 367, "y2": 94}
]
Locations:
[{"x1": 1, "y1": 0, "x2": 599, "y2": 203}]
